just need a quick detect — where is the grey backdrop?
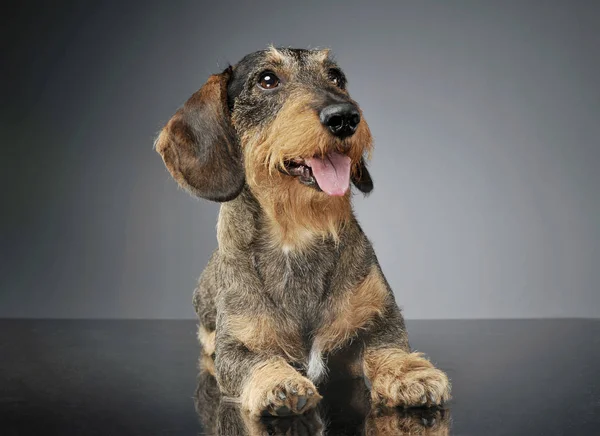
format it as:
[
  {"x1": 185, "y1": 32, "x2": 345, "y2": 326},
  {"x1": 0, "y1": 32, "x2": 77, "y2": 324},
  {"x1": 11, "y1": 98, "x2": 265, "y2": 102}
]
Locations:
[{"x1": 2, "y1": 0, "x2": 599, "y2": 319}]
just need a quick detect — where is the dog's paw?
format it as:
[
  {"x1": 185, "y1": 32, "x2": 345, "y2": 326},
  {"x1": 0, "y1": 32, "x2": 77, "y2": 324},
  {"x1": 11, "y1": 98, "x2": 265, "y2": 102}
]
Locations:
[
  {"x1": 260, "y1": 376, "x2": 321, "y2": 416},
  {"x1": 253, "y1": 376, "x2": 322, "y2": 417},
  {"x1": 241, "y1": 359, "x2": 322, "y2": 417},
  {"x1": 373, "y1": 366, "x2": 450, "y2": 408},
  {"x1": 366, "y1": 351, "x2": 451, "y2": 408}
]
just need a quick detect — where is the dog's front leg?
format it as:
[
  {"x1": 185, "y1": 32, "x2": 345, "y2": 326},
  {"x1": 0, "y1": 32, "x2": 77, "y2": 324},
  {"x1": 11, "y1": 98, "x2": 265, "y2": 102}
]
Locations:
[
  {"x1": 214, "y1": 324, "x2": 322, "y2": 417},
  {"x1": 363, "y1": 306, "x2": 451, "y2": 409}
]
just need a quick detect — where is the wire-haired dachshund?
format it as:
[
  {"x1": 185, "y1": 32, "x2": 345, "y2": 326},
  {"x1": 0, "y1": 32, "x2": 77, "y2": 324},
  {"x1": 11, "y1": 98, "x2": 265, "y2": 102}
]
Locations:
[{"x1": 155, "y1": 46, "x2": 451, "y2": 417}]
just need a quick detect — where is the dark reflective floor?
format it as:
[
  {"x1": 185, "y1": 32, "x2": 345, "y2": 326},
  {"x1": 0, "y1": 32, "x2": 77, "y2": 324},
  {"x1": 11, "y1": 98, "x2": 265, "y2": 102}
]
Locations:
[{"x1": 1, "y1": 319, "x2": 599, "y2": 435}]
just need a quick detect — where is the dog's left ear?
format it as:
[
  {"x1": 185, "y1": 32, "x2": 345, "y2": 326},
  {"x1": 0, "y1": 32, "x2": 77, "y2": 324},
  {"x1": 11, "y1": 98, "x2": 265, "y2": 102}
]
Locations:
[
  {"x1": 352, "y1": 158, "x2": 374, "y2": 194},
  {"x1": 155, "y1": 67, "x2": 245, "y2": 202}
]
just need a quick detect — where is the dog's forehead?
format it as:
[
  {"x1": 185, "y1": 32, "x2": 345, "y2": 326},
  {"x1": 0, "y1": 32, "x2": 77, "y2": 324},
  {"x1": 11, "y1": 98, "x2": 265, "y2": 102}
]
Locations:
[
  {"x1": 234, "y1": 47, "x2": 335, "y2": 76},
  {"x1": 264, "y1": 46, "x2": 331, "y2": 66}
]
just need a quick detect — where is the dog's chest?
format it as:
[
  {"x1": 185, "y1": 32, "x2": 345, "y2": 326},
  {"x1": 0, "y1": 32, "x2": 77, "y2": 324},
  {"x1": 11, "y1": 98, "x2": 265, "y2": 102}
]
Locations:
[
  {"x1": 253, "y1": 243, "x2": 337, "y2": 310},
  {"x1": 252, "y1": 244, "x2": 340, "y2": 381}
]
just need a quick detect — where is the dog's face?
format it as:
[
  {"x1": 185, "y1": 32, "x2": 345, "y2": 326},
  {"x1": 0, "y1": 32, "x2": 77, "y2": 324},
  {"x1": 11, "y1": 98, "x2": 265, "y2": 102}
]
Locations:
[
  {"x1": 155, "y1": 47, "x2": 373, "y2": 206},
  {"x1": 228, "y1": 47, "x2": 373, "y2": 198}
]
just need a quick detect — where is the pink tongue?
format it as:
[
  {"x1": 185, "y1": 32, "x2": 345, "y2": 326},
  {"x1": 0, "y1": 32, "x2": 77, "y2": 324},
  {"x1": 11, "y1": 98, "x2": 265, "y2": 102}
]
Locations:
[{"x1": 305, "y1": 152, "x2": 351, "y2": 196}]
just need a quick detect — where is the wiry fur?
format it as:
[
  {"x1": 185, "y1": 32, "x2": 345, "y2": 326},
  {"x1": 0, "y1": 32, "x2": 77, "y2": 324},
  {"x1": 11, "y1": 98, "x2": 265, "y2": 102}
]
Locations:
[
  {"x1": 156, "y1": 47, "x2": 451, "y2": 417},
  {"x1": 240, "y1": 357, "x2": 322, "y2": 416},
  {"x1": 364, "y1": 349, "x2": 451, "y2": 408},
  {"x1": 237, "y1": 81, "x2": 371, "y2": 246}
]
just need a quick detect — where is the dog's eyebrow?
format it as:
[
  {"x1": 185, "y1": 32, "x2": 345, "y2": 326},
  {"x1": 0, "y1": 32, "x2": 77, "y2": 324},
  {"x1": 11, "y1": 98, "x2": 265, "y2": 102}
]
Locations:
[
  {"x1": 265, "y1": 46, "x2": 289, "y2": 67},
  {"x1": 314, "y1": 48, "x2": 331, "y2": 63}
]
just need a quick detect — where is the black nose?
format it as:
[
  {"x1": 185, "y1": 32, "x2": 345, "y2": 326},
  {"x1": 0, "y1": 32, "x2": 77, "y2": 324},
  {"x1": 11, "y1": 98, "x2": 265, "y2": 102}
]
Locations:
[{"x1": 319, "y1": 103, "x2": 360, "y2": 138}]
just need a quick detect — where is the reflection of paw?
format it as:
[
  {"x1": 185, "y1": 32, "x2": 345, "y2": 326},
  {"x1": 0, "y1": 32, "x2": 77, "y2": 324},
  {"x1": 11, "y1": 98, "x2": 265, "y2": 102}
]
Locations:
[
  {"x1": 241, "y1": 409, "x2": 325, "y2": 436},
  {"x1": 366, "y1": 350, "x2": 451, "y2": 408},
  {"x1": 241, "y1": 359, "x2": 322, "y2": 417},
  {"x1": 366, "y1": 407, "x2": 451, "y2": 436}
]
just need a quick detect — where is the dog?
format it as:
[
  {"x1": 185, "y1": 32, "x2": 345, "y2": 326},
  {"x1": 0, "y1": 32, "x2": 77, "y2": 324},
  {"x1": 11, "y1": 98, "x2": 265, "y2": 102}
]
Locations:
[{"x1": 155, "y1": 47, "x2": 451, "y2": 417}]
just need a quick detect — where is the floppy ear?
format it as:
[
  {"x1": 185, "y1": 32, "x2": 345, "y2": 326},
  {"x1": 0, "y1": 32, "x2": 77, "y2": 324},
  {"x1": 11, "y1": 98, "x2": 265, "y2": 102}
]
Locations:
[
  {"x1": 352, "y1": 157, "x2": 374, "y2": 194},
  {"x1": 155, "y1": 67, "x2": 244, "y2": 202}
]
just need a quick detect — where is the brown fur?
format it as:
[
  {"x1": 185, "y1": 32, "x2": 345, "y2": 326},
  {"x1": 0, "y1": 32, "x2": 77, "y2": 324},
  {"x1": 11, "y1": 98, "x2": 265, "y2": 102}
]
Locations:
[
  {"x1": 316, "y1": 265, "x2": 390, "y2": 354},
  {"x1": 240, "y1": 357, "x2": 322, "y2": 416},
  {"x1": 155, "y1": 68, "x2": 244, "y2": 202},
  {"x1": 197, "y1": 324, "x2": 216, "y2": 356},
  {"x1": 364, "y1": 349, "x2": 452, "y2": 408},
  {"x1": 199, "y1": 352, "x2": 216, "y2": 377},
  {"x1": 156, "y1": 47, "x2": 451, "y2": 417},
  {"x1": 237, "y1": 90, "x2": 371, "y2": 246},
  {"x1": 227, "y1": 314, "x2": 304, "y2": 361}
]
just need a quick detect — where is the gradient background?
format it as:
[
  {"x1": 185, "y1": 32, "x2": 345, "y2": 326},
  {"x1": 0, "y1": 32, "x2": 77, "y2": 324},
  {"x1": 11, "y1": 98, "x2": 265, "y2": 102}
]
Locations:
[{"x1": 2, "y1": 0, "x2": 599, "y2": 319}]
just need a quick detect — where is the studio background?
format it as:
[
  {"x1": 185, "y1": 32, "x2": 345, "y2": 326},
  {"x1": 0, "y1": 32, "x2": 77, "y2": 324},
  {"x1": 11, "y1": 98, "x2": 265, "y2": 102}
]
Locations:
[{"x1": 2, "y1": 0, "x2": 599, "y2": 319}]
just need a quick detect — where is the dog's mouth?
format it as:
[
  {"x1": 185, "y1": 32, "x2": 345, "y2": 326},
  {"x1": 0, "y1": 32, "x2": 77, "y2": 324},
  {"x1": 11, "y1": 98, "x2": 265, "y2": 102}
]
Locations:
[{"x1": 280, "y1": 151, "x2": 352, "y2": 196}]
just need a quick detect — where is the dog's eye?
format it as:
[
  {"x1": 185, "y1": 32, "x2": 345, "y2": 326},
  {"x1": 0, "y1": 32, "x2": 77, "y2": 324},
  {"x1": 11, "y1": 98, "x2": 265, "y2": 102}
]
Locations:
[
  {"x1": 328, "y1": 69, "x2": 346, "y2": 89},
  {"x1": 258, "y1": 71, "x2": 280, "y2": 89}
]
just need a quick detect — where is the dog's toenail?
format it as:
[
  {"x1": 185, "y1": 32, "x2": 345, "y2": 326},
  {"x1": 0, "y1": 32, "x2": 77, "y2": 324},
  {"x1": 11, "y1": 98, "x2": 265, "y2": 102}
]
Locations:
[
  {"x1": 278, "y1": 391, "x2": 287, "y2": 400},
  {"x1": 307, "y1": 388, "x2": 314, "y2": 396},
  {"x1": 297, "y1": 396, "x2": 307, "y2": 410}
]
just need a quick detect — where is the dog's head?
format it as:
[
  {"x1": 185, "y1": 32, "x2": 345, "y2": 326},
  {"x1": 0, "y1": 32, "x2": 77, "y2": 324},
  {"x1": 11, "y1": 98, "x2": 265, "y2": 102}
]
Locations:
[{"x1": 155, "y1": 47, "x2": 373, "y2": 206}]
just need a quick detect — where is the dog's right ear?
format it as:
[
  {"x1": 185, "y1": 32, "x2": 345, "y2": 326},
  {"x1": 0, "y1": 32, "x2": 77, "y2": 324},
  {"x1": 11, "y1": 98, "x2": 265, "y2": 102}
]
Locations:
[{"x1": 155, "y1": 67, "x2": 244, "y2": 202}]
